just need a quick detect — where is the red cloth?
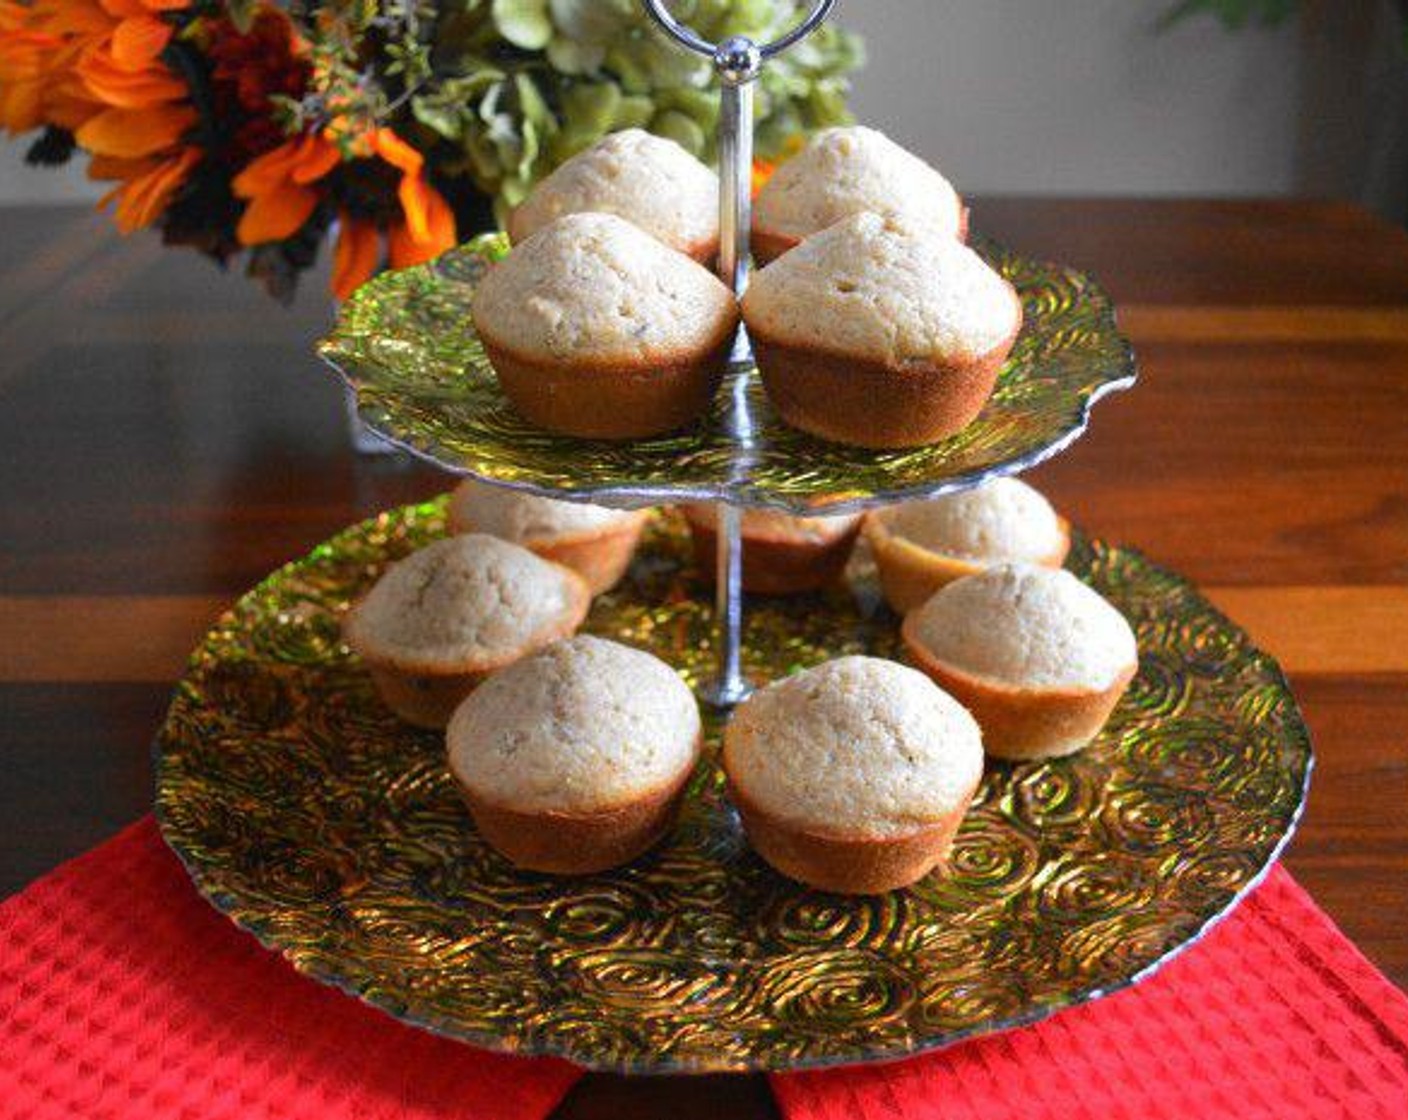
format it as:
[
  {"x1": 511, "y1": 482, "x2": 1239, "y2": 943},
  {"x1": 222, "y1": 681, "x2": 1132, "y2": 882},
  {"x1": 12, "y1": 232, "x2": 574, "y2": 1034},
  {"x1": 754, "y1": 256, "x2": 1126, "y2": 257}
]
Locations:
[
  {"x1": 0, "y1": 818, "x2": 582, "y2": 1120},
  {"x1": 4, "y1": 821, "x2": 1407, "y2": 1120},
  {"x1": 773, "y1": 866, "x2": 1408, "y2": 1120}
]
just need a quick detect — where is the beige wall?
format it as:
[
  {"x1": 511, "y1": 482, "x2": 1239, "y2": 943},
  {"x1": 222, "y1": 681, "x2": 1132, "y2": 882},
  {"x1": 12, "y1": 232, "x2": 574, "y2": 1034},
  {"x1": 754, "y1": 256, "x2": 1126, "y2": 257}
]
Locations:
[
  {"x1": 844, "y1": 0, "x2": 1300, "y2": 195},
  {"x1": 0, "y1": 1, "x2": 1318, "y2": 205}
]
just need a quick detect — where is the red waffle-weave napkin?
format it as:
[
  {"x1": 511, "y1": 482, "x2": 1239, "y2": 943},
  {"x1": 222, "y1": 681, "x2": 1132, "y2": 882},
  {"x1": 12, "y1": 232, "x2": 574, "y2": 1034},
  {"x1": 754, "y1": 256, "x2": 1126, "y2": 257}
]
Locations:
[
  {"x1": 0, "y1": 818, "x2": 583, "y2": 1120},
  {"x1": 772, "y1": 865, "x2": 1408, "y2": 1120}
]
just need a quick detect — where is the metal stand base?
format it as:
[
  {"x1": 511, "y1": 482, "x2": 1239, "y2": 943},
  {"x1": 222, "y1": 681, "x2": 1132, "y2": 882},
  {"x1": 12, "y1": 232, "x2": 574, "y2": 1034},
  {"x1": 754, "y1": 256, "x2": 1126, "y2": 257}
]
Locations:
[{"x1": 700, "y1": 675, "x2": 754, "y2": 710}]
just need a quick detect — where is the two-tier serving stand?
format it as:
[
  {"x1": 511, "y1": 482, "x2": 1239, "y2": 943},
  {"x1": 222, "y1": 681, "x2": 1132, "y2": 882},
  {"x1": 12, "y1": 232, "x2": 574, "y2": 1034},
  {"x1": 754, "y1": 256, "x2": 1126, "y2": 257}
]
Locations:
[
  {"x1": 153, "y1": 0, "x2": 1312, "y2": 1076},
  {"x1": 326, "y1": 0, "x2": 1138, "y2": 709}
]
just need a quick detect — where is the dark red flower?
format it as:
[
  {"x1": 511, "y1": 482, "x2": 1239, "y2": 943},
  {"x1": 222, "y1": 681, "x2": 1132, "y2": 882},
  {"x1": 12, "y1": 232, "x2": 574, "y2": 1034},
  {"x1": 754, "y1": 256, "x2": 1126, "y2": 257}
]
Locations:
[{"x1": 206, "y1": 10, "x2": 310, "y2": 166}]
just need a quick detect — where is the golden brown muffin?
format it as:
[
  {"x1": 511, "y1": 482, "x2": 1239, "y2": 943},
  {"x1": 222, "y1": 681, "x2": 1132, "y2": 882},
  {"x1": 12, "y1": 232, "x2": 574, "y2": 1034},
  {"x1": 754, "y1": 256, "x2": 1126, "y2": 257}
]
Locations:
[
  {"x1": 864, "y1": 478, "x2": 1070, "y2": 614},
  {"x1": 742, "y1": 212, "x2": 1022, "y2": 449},
  {"x1": 446, "y1": 479, "x2": 649, "y2": 595},
  {"x1": 679, "y1": 504, "x2": 861, "y2": 595},
  {"x1": 471, "y1": 212, "x2": 738, "y2": 440},
  {"x1": 446, "y1": 636, "x2": 702, "y2": 873},
  {"x1": 901, "y1": 564, "x2": 1138, "y2": 761},
  {"x1": 752, "y1": 126, "x2": 965, "y2": 263},
  {"x1": 723, "y1": 656, "x2": 984, "y2": 894},
  {"x1": 508, "y1": 128, "x2": 720, "y2": 263},
  {"x1": 342, "y1": 534, "x2": 590, "y2": 729}
]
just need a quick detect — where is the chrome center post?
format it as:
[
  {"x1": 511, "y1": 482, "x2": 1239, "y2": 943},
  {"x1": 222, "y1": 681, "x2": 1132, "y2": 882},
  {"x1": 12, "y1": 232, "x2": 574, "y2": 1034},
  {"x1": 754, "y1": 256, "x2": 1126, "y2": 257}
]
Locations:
[{"x1": 640, "y1": 1, "x2": 836, "y2": 708}]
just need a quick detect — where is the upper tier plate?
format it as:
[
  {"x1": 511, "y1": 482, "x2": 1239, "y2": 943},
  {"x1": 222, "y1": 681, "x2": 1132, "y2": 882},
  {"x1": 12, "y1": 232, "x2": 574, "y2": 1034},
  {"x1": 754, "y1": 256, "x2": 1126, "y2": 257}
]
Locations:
[{"x1": 318, "y1": 233, "x2": 1135, "y2": 514}]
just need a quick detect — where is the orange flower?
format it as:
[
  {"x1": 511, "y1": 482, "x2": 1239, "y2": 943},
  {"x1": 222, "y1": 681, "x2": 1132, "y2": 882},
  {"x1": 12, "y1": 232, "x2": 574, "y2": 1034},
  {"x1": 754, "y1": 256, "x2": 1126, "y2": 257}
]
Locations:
[
  {"x1": 329, "y1": 186, "x2": 458, "y2": 300},
  {"x1": 90, "y1": 145, "x2": 198, "y2": 231},
  {"x1": 2, "y1": 0, "x2": 191, "y2": 134},
  {"x1": 369, "y1": 127, "x2": 457, "y2": 265},
  {"x1": 76, "y1": 44, "x2": 186, "y2": 108},
  {"x1": 750, "y1": 158, "x2": 774, "y2": 199},
  {"x1": 231, "y1": 131, "x2": 340, "y2": 244},
  {"x1": 76, "y1": 102, "x2": 195, "y2": 157},
  {"x1": 327, "y1": 134, "x2": 458, "y2": 300},
  {"x1": 331, "y1": 214, "x2": 381, "y2": 302},
  {"x1": 751, "y1": 135, "x2": 805, "y2": 196},
  {"x1": 2, "y1": 0, "x2": 198, "y2": 230},
  {"x1": 0, "y1": 3, "x2": 58, "y2": 133}
]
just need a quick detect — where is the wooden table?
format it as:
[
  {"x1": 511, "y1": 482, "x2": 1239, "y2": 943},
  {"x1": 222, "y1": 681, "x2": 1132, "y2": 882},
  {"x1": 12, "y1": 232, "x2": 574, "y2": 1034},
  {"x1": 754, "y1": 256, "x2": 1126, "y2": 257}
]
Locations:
[{"x1": 1, "y1": 199, "x2": 1405, "y2": 1118}]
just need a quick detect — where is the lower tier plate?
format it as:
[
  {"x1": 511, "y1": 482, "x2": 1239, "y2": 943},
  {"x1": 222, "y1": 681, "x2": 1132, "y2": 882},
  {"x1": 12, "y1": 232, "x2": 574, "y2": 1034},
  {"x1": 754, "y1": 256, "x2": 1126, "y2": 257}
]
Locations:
[{"x1": 154, "y1": 501, "x2": 1312, "y2": 1074}]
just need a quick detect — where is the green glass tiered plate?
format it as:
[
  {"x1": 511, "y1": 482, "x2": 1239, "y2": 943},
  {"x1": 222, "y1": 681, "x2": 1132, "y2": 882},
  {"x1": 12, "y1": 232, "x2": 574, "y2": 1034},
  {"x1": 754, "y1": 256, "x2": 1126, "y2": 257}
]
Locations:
[
  {"x1": 155, "y1": 503, "x2": 1312, "y2": 1073},
  {"x1": 318, "y1": 235, "x2": 1135, "y2": 513}
]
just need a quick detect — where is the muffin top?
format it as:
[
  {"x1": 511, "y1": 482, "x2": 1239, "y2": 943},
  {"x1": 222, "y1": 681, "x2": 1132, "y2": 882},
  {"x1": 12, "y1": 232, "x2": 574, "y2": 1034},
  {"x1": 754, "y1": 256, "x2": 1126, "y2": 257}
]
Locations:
[
  {"x1": 742, "y1": 212, "x2": 1020, "y2": 368},
  {"x1": 682, "y1": 504, "x2": 860, "y2": 544},
  {"x1": 879, "y1": 478, "x2": 1065, "y2": 563},
  {"x1": 907, "y1": 564, "x2": 1137, "y2": 691},
  {"x1": 754, "y1": 126, "x2": 962, "y2": 243},
  {"x1": 508, "y1": 129, "x2": 719, "y2": 257},
  {"x1": 472, "y1": 212, "x2": 738, "y2": 365},
  {"x1": 448, "y1": 479, "x2": 643, "y2": 543},
  {"x1": 724, "y1": 656, "x2": 984, "y2": 839},
  {"x1": 447, "y1": 635, "x2": 701, "y2": 814},
  {"x1": 343, "y1": 534, "x2": 587, "y2": 672}
]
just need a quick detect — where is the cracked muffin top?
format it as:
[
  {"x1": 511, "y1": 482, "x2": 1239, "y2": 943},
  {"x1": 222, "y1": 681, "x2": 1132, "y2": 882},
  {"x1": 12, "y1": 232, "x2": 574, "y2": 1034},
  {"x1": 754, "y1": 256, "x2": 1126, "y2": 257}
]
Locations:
[
  {"x1": 906, "y1": 564, "x2": 1137, "y2": 691},
  {"x1": 343, "y1": 534, "x2": 589, "y2": 673},
  {"x1": 447, "y1": 635, "x2": 701, "y2": 813},
  {"x1": 723, "y1": 656, "x2": 984, "y2": 839},
  {"x1": 754, "y1": 126, "x2": 962, "y2": 244},
  {"x1": 508, "y1": 129, "x2": 719, "y2": 260},
  {"x1": 472, "y1": 212, "x2": 738, "y2": 366}
]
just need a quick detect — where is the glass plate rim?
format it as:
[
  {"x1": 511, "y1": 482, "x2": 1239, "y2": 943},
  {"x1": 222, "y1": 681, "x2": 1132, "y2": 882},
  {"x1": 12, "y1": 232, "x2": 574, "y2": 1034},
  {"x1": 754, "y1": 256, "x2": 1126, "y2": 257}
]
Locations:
[{"x1": 316, "y1": 235, "x2": 1138, "y2": 516}]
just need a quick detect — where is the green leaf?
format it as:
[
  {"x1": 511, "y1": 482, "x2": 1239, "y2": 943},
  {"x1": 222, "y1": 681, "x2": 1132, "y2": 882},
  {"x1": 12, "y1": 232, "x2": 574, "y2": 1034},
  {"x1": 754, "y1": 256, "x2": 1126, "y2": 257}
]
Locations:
[
  {"x1": 547, "y1": 35, "x2": 607, "y2": 75},
  {"x1": 515, "y1": 72, "x2": 554, "y2": 132},
  {"x1": 561, "y1": 80, "x2": 623, "y2": 135},
  {"x1": 655, "y1": 86, "x2": 718, "y2": 128},
  {"x1": 650, "y1": 109, "x2": 707, "y2": 156},
  {"x1": 411, "y1": 97, "x2": 464, "y2": 141},
  {"x1": 549, "y1": 0, "x2": 632, "y2": 43},
  {"x1": 613, "y1": 94, "x2": 656, "y2": 131},
  {"x1": 492, "y1": 0, "x2": 553, "y2": 50}
]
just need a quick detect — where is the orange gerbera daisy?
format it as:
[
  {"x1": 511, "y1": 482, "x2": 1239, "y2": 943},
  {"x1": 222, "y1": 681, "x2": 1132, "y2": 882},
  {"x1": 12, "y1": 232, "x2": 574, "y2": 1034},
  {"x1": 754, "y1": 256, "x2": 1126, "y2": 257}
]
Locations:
[
  {"x1": 2, "y1": 0, "x2": 199, "y2": 229},
  {"x1": 368, "y1": 128, "x2": 456, "y2": 265},
  {"x1": 237, "y1": 125, "x2": 458, "y2": 299},
  {"x1": 0, "y1": 2, "x2": 59, "y2": 133},
  {"x1": 231, "y1": 130, "x2": 340, "y2": 244},
  {"x1": 73, "y1": 0, "x2": 195, "y2": 157},
  {"x1": 90, "y1": 146, "x2": 199, "y2": 231}
]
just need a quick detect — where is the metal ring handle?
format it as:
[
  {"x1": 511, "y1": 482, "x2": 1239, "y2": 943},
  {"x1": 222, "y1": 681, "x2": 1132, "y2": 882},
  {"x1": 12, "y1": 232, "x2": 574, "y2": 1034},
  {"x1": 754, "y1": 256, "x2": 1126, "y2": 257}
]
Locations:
[{"x1": 641, "y1": 0, "x2": 836, "y2": 62}]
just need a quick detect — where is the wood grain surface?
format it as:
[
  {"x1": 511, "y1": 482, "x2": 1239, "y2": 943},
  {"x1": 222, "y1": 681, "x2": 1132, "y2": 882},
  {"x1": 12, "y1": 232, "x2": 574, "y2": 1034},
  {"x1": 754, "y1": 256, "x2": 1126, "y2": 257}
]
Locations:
[{"x1": 1, "y1": 199, "x2": 1405, "y2": 1117}]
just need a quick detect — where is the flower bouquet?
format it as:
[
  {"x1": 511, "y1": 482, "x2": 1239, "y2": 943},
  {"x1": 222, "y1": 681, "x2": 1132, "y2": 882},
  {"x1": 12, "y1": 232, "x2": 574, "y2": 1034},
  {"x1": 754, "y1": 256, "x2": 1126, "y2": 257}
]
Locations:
[{"x1": 0, "y1": 0, "x2": 861, "y2": 299}]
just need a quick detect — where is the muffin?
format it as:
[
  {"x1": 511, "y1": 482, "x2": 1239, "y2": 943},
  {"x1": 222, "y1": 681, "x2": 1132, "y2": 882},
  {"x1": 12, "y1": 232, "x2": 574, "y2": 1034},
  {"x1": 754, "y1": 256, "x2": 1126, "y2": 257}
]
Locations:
[
  {"x1": 343, "y1": 534, "x2": 591, "y2": 729},
  {"x1": 752, "y1": 126, "x2": 965, "y2": 263},
  {"x1": 723, "y1": 656, "x2": 985, "y2": 894},
  {"x1": 865, "y1": 478, "x2": 1070, "y2": 615},
  {"x1": 446, "y1": 635, "x2": 702, "y2": 873},
  {"x1": 447, "y1": 478, "x2": 649, "y2": 595},
  {"x1": 742, "y1": 212, "x2": 1022, "y2": 449},
  {"x1": 680, "y1": 504, "x2": 861, "y2": 595},
  {"x1": 472, "y1": 212, "x2": 739, "y2": 440},
  {"x1": 508, "y1": 128, "x2": 720, "y2": 263},
  {"x1": 901, "y1": 564, "x2": 1138, "y2": 761}
]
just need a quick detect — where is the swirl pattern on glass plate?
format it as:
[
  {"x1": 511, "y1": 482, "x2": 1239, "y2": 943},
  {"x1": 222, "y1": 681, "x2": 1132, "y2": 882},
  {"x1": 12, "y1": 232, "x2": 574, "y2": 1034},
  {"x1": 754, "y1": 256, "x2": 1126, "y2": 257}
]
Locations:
[
  {"x1": 154, "y1": 505, "x2": 1312, "y2": 1073},
  {"x1": 317, "y1": 235, "x2": 1135, "y2": 514}
]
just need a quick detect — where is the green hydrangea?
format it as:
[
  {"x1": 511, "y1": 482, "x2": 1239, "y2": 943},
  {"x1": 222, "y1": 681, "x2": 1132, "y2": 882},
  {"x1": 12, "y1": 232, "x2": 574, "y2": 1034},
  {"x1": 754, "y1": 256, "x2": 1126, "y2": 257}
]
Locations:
[{"x1": 404, "y1": 0, "x2": 863, "y2": 217}]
